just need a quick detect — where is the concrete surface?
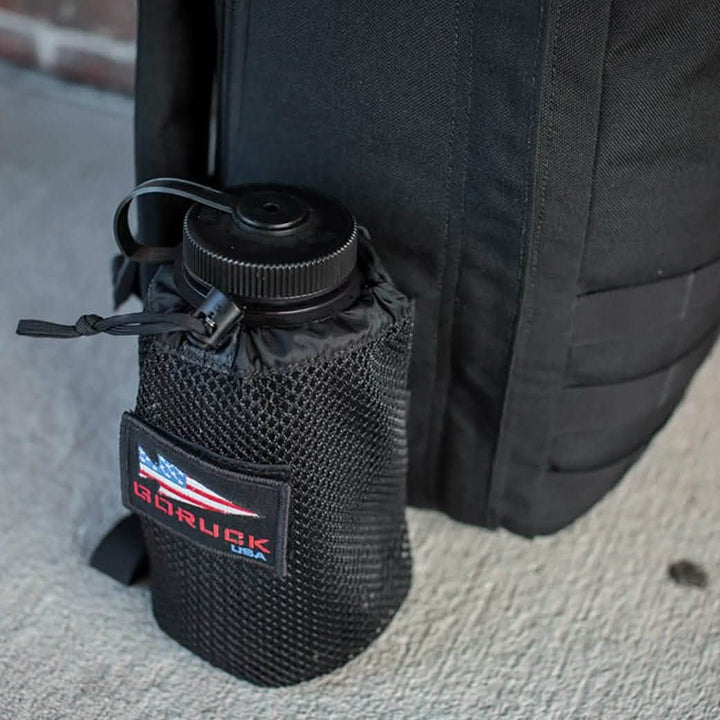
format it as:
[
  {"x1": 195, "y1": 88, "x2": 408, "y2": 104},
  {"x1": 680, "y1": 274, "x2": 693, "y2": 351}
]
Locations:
[{"x1": 0, "y1": 64, "x2": 718, "y2": 719}]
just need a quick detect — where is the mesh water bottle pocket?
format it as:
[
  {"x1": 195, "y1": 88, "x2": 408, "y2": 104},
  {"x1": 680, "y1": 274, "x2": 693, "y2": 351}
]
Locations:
[
  {"x1": 128, "y1": 287, "x2": 414, "y2": 686},
  {"x1": 15, "y1": 175, "x2": 415, "y2": 686}
]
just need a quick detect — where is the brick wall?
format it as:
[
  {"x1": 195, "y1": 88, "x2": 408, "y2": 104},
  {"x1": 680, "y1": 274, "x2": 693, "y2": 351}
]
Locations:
[{"x1": 0, "y1": 1, "x2": 136, "y2": 93}]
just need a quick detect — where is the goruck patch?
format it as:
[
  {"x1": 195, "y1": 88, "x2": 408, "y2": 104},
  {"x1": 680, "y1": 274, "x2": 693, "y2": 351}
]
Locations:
[{"x1": 120, "y1": 412, "x2": 291, "y2": 575}]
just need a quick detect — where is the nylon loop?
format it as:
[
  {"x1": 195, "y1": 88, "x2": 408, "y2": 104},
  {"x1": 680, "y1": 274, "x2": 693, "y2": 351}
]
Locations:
[
  {"x1": 558, "y1": 326, "x2": 718, "y2": 433},
  {"x1": 90, "y1": 514, "x2": 148, "y2": 586},
  {"x1": 573, "y1": 255, "x2": 720, "y2": 346}
]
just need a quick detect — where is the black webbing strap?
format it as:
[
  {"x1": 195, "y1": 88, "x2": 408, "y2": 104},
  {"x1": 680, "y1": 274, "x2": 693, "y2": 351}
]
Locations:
[
  {"x1": 572, "y1": 255, "x2": 720, "y2": 346},
  {"x1": 90, "y1": 514, "x2": 148, "y2": 585},
  {"x1": 557, "y1": 325, "x2": 718, "y2": 433},
  {"x1": 134, "y1": 0, "x2": 216, "y2": 299},
  {"x1": 112, "y1": 254, "x2": 142, "y2": 309}
]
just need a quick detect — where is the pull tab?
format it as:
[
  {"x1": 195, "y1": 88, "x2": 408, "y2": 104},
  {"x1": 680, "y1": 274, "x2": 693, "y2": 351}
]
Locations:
[
  {"x1": 113, "y1": 178, "x2": 239, "y2": 264},
  {"x1": 193, "y1": 290, "x2": 245, "y2": 347}
]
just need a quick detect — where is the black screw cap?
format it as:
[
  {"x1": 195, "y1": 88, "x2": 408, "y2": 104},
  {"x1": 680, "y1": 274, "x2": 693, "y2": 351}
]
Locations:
[{"x1": 183, "y1": 185, "x2": 357, "y2": 302}]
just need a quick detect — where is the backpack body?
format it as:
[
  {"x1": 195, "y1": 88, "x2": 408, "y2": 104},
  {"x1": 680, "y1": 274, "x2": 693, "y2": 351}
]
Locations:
[{"x1": 134, "y1": 0, "x2": 720, "y2": 535}]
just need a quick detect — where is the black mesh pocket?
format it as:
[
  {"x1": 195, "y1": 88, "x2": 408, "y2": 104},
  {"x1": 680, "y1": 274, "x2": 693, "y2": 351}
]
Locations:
[{"x1": 133, "y1": 295, "x2": 414, "y2": 686}]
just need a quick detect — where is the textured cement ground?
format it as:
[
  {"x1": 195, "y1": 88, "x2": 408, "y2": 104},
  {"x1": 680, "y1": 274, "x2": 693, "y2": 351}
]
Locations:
[{"x1": 0, "y1": 64, "x2": 718, "y2": 719}]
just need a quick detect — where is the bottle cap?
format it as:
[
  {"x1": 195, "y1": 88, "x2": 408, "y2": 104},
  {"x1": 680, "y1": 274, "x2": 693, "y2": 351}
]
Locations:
[{"x1": 183, "y1": 185, "x2": 357, "y2": 302}]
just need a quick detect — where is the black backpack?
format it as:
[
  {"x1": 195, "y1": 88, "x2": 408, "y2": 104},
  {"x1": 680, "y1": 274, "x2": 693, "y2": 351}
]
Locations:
[{"x1": 130, "y1": 0, "x2": 720, "y2": 537}]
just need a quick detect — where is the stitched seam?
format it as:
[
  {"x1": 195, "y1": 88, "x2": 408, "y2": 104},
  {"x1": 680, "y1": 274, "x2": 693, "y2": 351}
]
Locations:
[
  {"x1": 658, "y1": 272, "x2": 699, "y2": 408},
  {"x1": 561, "y1": 3, "x2": 615, "y2": 389},
  {"x1": 430, "y1": 0, "x2": 477, "y2": 507},
  {"x1": 487, "y1": 0, "x2": 564, "y2": 524},
  {"x1": 539, "y1": 2, "x2": 615, "y2": 521},
  {"x1": 419, "y1": 0, "x2": 465, "y2": 502},
  {"x1": 484, "y1": 0, "x2": 547, "y2": 522}
]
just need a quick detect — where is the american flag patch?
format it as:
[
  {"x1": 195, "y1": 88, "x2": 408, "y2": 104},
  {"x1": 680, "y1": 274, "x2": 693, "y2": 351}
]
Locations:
[
  {"x1": 138, "y1": 446, "x2": 260, "y2": 517},
  {"x1": 121, "y1": 412, "x2": 290, "y2": 573}
]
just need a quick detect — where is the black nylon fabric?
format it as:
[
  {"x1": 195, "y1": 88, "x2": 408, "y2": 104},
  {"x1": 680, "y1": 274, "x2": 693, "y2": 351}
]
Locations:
[
  {"x1": 488, "y1": 0, "x2": 614, "y2": 534},
  {"x1": 148, "y1": 247, "x2": 411, "y2": 374},
  {"x1": 547, "y1": 1, "x2": 720, "y2": 476},
  {"x1": 568, "y1": 311, "x2": 720, "y2": 387},
  {"x1": 573, "y1": 257, "x2": 720, "y2": 347},
  {"x1": 134, "y1": 0, "x2": 216, "y2": 295},
  {"x1": 214, "y1": 0, "x2": 545, "y2": 525},
  {"x1": 568, "y1": 257, "x2": 720, "y2": 385},
  {"x1": 581, "y1": 0, "x2": 720, "y2": 292},
  {"x1": 491, "y1": 0, "x2": 720, "y2": 534}
]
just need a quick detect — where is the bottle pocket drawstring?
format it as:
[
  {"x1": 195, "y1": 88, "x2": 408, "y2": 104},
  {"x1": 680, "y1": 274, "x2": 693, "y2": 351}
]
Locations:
[{"x1": 17, "y1": 312, "x2": 210, "y2": 339}]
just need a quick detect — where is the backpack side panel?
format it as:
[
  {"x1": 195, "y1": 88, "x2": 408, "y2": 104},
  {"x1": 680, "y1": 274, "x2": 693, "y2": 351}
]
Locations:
[{"x1": 492, "y1": 0, "x2": 720, "y2": 535}]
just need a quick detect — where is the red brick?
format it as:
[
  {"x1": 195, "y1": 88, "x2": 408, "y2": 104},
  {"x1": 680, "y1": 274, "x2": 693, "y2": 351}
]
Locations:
[
  {"x1": 54, "y1": 0, "x2": 136, "y2": 41},
  {"x1": 55, "y1": 44, "x2": 134, "y2": 95},
  {"x1": 0, "y1": 1, "x2": 58, "y2": 22},
  {"x1": 0, "y1": 23, "x2": 36, "y2": 68},
  {"x1": 0, "y1": 0, "x2": 136, "y2": 41}
]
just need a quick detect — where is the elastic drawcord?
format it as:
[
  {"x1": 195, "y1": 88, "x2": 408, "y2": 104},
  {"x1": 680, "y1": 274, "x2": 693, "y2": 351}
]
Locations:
[{"x1": 16, "y1": 312, "x2": 210, "y2": 339}]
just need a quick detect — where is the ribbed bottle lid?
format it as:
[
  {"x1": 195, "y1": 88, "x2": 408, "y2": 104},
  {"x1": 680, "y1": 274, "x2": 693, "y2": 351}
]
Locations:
[{"x1": 183, "y1": 185, "x2": 358, "y2": 302}]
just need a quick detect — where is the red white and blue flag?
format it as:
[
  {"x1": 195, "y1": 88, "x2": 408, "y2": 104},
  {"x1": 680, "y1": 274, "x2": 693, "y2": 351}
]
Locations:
[{"x1": 138, "y1": 446, "x2": 259, "y2": 517}]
